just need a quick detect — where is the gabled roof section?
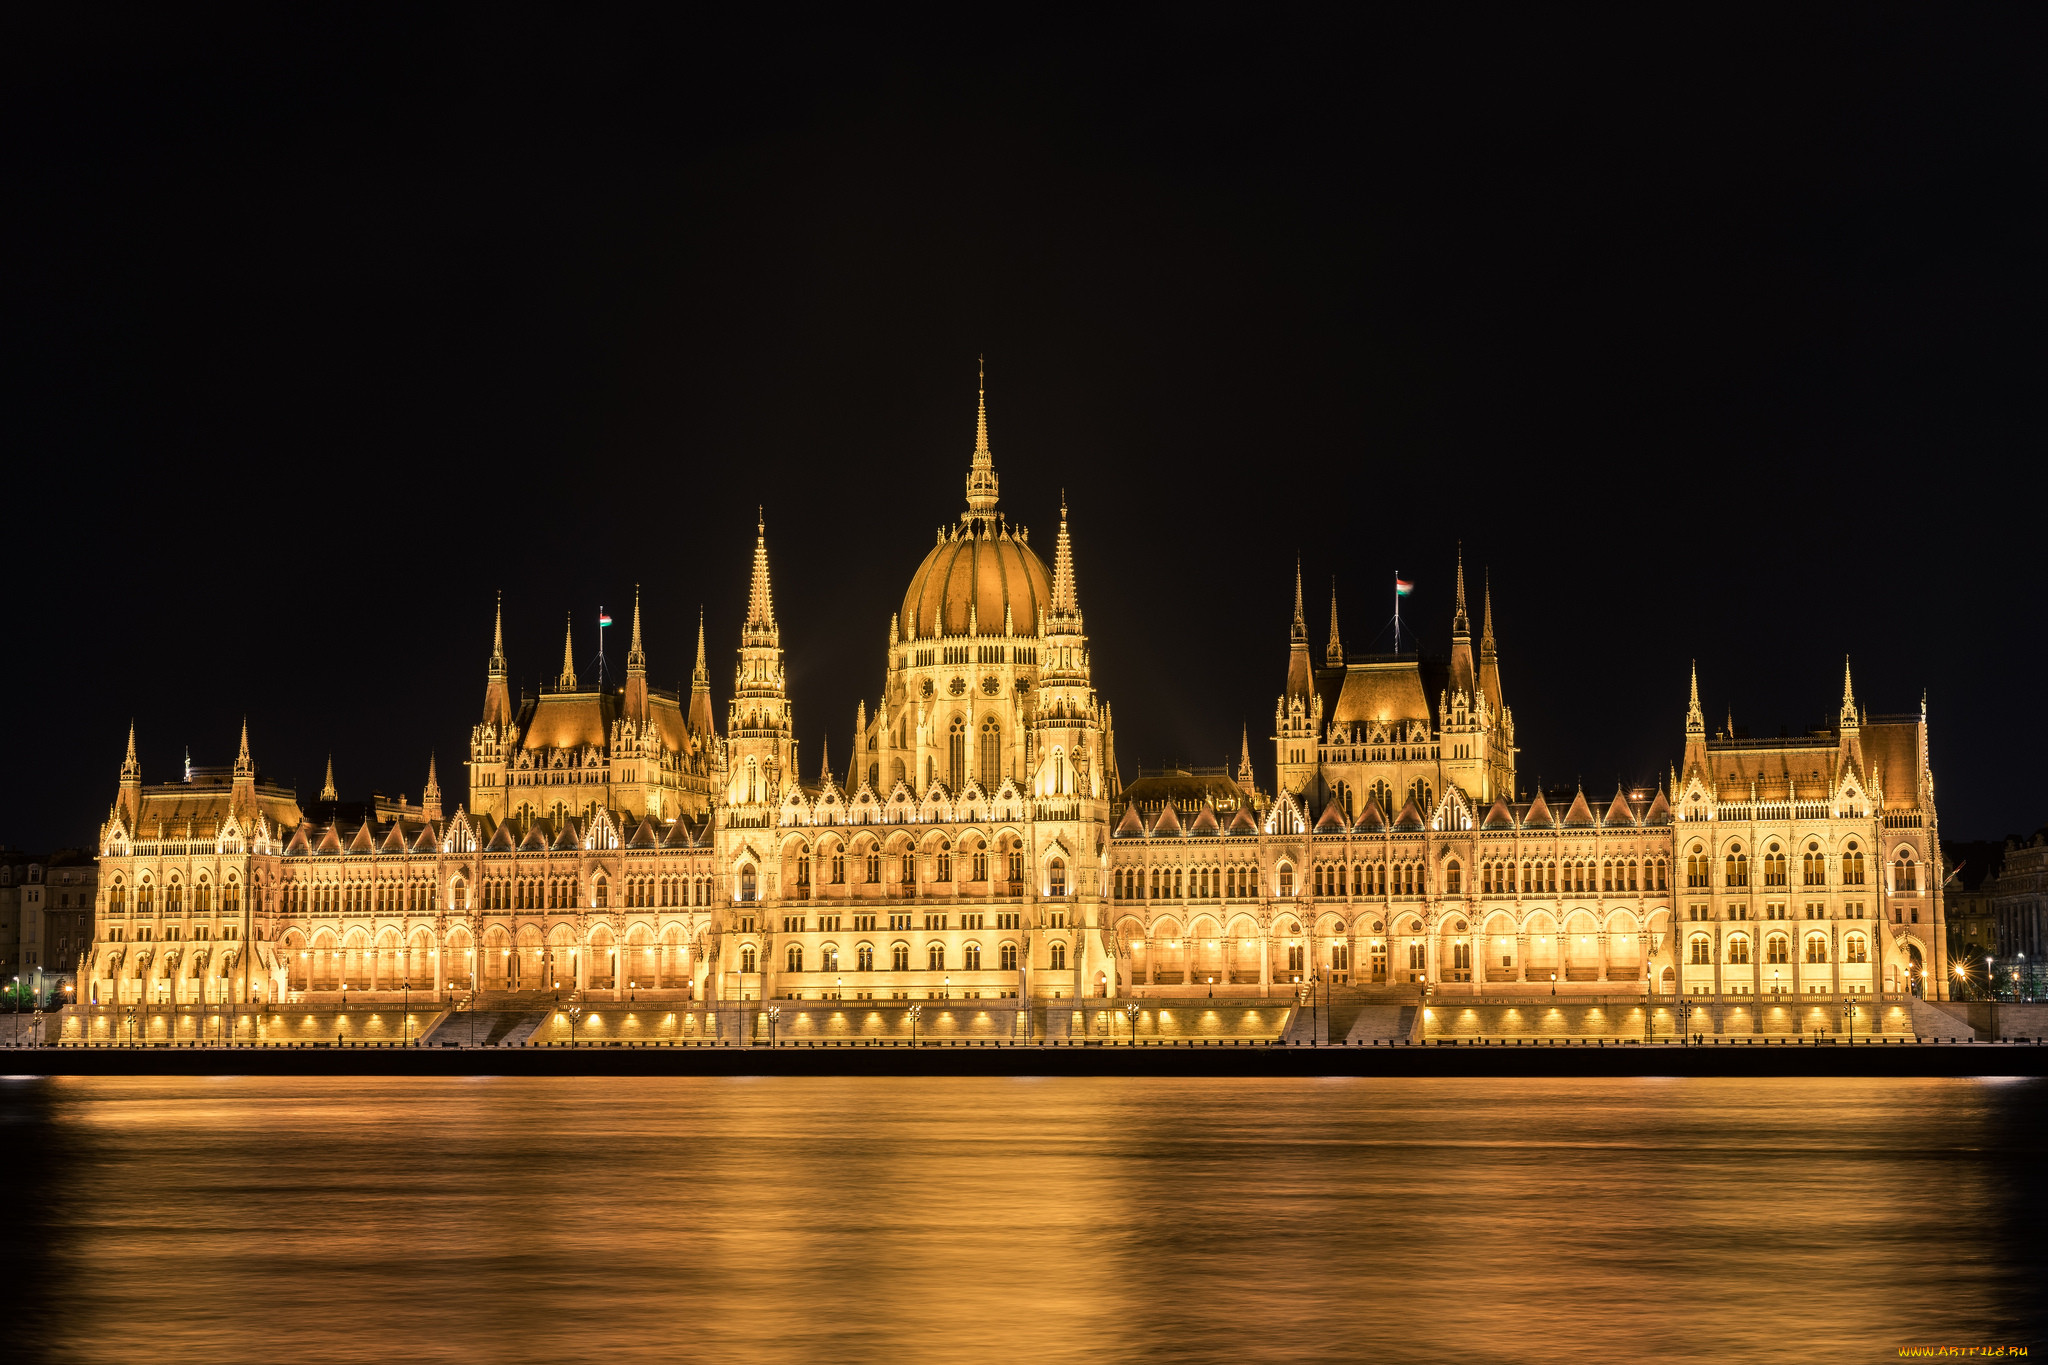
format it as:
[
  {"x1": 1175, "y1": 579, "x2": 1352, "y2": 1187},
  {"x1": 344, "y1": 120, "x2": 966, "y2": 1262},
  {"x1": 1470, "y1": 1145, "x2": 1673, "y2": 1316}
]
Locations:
[
  {"x1": 1228, "y1": 805, "x2": 1260, "y2": 834},
  {"x1": 518, "y1": 822, "x2": 551, "y2": 852},
  {"x1": 660, "y1": 818, "x2": 695, "y2": 849},
  {"x1": 1315, "y1": 800, "x2": 1349, "y2": 833},
  {"x1": 1150, "y1": 803, "x2": 1183, "y2": 837},
  {"x1": 1189, "y1": 803, "x2": 1222, "y2": 836},
  {"x1": 286, "y1": 824, "x2": 314, "y2": 855},
  {"x1": 1354, "y1": 795, "x2": 1388, "y2": 832},
  {"x1": 1392, "y1": 796, "x2": 1425, "y2": 831},
  {"x1": 1604, "y1": 789, "x2": 1637, "y2": 827},
  {"x1": 1114, "y1": 804, "x2": 1147, "y2": 839},
  {"x1": 552, "y1": 819, "x2": 581, "y2": 851},
  {"x1": 379, "y1": 823, "x2": 410, "y2": 853},
  {"x1": 411, "y1": 823, "x2": 441, "y2": 853},
  {"x1": 1482, "y1": 797, "x2": 1516, "y2": 830},
  {"x1": 627, "y1": 817, "x2": 660, "y2": 849},
  {"x1": 1643, "y1": 787, "x2": 1672, "y2": 825},
  {"x1": 1563, "y1": 789, "x2": 1597, "y2": 827},
  {"x1": 487, "y1": 821, "x2": 519, "y2": 853},
  {"x1": 346, "y1": 821, "x2": 378, "y2": 853},
  {"x1": 1523, "y1": 792, "x2": 1554, "y2": 828}
]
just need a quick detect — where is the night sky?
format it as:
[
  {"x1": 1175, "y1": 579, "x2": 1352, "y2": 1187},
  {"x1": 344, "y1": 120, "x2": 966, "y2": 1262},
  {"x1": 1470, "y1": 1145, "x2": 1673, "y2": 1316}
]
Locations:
[{"x1": 4, "y1": 9, "x2": 2042, "y2": 851}]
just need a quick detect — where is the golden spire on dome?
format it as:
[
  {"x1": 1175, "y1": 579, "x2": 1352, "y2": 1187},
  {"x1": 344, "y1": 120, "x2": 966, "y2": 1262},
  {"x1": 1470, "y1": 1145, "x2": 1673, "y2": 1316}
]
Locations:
[
  {"x1": 964, "y1": 355, "x2": 999, "y2": 521},
  {"x1": 747, "y1": 512, "x2": 776, "y2": 630}
]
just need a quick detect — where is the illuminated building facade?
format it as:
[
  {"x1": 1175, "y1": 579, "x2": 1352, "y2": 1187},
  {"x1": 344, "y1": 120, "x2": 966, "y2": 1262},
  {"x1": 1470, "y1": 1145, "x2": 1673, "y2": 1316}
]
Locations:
[{"x1": 76, "y1": 377, "x2": 1951, "y2": 1019}]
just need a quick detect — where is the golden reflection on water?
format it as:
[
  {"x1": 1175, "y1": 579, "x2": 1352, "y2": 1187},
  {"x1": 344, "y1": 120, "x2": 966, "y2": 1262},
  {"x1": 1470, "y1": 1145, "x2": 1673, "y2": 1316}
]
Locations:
[{"x1": 1, "y1": 1076, "x2": 2041, "y2": 1365}]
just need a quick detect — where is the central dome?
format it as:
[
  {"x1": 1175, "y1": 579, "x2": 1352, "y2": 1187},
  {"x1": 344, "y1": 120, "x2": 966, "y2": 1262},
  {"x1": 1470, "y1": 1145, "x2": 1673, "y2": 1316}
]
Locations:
[{"x1": 902, "y1": 526, "x2": 1051, "y2": 640}]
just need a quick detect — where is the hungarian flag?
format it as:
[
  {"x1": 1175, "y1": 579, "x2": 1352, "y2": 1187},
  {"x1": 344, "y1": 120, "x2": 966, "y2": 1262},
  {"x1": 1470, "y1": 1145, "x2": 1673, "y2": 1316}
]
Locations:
[
  {"x1": 597, "y1": 610, "x2": 613, "y2": 628},
  {"x1": 1394, "y1": 576, "x2": 1414, "y2": 597}
]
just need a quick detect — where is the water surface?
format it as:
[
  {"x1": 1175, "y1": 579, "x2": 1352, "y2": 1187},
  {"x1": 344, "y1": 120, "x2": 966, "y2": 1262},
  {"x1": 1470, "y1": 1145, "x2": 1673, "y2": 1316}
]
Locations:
[{"x1": 0, "y1": 1076, "x2": 2039, "y2": 1364}]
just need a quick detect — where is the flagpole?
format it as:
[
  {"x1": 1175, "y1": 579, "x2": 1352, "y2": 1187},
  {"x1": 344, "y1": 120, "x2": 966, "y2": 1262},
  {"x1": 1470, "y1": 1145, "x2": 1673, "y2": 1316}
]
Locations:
[{"x1": 1393, "y1": 571, "x2": 1400, "y2": 654}]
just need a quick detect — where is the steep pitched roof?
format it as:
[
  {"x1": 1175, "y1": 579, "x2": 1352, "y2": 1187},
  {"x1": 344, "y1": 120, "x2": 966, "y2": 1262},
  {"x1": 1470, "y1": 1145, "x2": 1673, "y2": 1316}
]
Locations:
[
  {"x1": 1114, "y1": 804, "x2": 1147, "y2": 838},
  {"x1": 1315, "y1": 800, "x2": 1349, "y2": 833},
  {"x1": 627, "y1": 817, "x2": 660, "y2": 849},
  {"x1": 552, "y1": 819, "x2": 581, "y2": 851},
  {"x1": 1482, "y1": 797, "x2": 1516, "y2": 830},
  {"x1": 1604, "y1": 789, "x2": 1637, "y2": 827},
  {"x1": 518, "y1": 822, "x2": 550, "y2": 852},
  {"x1": 1393, "y1": 796, "x2": 1425, "y2": 830},
  {"x1": 486, "y1": 822, "x2": 518, "y2": 853},
  {"x1": 1228, "y1": 806, "x2": 1260, "y2": 834},
  {"x1": 1189, "y1": 803, "x2": 1222, "y2": 836},
  {"x1": 1563, "y1": 789, "x2": 1597, "y2": 827},
  {"x1": 1523, "y1": 792, "x2": 1554, "y2": 828},
  {"x1": 1354, "y1": 795, "x2": 1388, "y2": 831},
  {"x1": 346, "y1": 821, "x2": 378, "y2": 853},
  {"x1": 1643, "y1": 787, "x2": 1672, "y2": 825},
  {"x1": 1150, "y1": 803, "x2": 1184, "y2": 837}
]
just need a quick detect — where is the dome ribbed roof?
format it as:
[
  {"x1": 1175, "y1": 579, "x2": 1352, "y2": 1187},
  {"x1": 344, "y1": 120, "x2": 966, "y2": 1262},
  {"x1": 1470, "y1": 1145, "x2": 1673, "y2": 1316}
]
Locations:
[{"x1": 902, "y1": 527, "x2": 1050, "y2": 640}]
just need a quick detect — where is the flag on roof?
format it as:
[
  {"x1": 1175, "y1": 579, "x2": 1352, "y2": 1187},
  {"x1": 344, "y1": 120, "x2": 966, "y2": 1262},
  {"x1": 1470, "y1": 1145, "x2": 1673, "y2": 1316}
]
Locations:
[
  {"x1": 1394, "y1": 576, "x2": 1414, "y2": 597},
  {"x1": 598, "y1": 610, "x2": 613, "y2": 627}
]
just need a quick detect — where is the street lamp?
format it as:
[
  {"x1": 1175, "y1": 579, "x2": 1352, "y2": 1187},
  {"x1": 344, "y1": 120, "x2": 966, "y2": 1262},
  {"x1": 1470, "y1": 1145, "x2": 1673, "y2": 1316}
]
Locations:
[
  {"x1": 766, "y1": 1004, "x2": 780, "y2": 1049},
  {"x1": 1124, "y1": 1000, "x2": 1140, "y2": 1046},
  {"x1": 1840, "y1": 998, "x2": 1857, "y2": 1045},
  {"x1": 568, "y1": 1004, "x2": 583, "y2": 1047},
  {"x1": 907, "y1": 1003, "x2": 922, "y2": 1047},
  {"x1": 836, "y1": 976, "x2": 843, "y2": 1002},
  {"x1": 1549, "y1": 971, "x2": 1557, "y2": 997},
  {"x1": 402, "y1": 980, "x2": 412, "y2": 1046}
]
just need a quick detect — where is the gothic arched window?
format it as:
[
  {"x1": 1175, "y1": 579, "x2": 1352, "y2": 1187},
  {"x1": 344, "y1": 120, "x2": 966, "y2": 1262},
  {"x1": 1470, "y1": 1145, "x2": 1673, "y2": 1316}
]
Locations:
[
  {"x1": 948, "y1": 716, "x2": 967, "y2": 791},
  {"x1": 980, "y1": 716, "x2": 1001, "y2": 792}
]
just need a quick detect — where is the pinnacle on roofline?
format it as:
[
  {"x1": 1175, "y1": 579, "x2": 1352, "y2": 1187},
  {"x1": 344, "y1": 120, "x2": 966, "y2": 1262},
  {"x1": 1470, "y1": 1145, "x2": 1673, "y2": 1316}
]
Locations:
[
  {"x1": 1050, "y1": 499, "x2": 1079, "y2": 616},
  {"x1": 490, "y1": 590, "x2": 507, "y2": 673},
  {"x1": 1481, "y1": 568, "x2": 1495, "y2": 651},
  {"x1": 693, "y1": 606, "x2": 709, "y2": 684},
  {"x1": 320, "y1": 754, "x2": 337, "y2": 802},
  {"x1": 558, "y1": 614, "x2": 578, "y2": 690},
  {"x1": 747, "y1": 514, "x2": 776, "y2": 630}
]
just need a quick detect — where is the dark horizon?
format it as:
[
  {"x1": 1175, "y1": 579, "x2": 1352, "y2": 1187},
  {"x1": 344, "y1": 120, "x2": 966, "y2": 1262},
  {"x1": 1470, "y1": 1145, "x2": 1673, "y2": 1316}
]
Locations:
[{"x1": 4, "y1": 10, "x2": 2043, "y2": 850}]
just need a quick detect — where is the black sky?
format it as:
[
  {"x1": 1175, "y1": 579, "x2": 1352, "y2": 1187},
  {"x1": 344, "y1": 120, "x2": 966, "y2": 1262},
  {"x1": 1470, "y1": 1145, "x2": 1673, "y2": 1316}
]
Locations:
[{"x1": 3, "y1": 7, "x2": 2043, "y2": 850}]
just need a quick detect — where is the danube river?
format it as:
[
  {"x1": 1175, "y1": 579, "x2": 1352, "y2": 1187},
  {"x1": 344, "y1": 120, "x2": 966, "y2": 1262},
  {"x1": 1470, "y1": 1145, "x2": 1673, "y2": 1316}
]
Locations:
[{"x1": 0, "y1": 1076, "x2": 2040, "y2": 1364}]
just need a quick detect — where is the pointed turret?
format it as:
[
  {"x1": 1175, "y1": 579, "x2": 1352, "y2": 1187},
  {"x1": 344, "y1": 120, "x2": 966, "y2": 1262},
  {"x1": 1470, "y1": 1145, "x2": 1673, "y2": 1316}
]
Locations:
[
  {"x1": 1291, "y1": 558, "x2": 1307, "y2": 644},
  {"x1": 1325, "y1": 578, "x2": 1343, "y2": 667},
  {"x1": 117, "y1": 721, "x2": 142, "y2": 827},
  {"x1": 320, "y1": 755, "x2": 337, "y2": 803},
  {"x1": 422, "y1": 753, "x2": 443, "y2": 822},
  {"x1": 1448, "y1": 545, "x2": 1476, "y2": 700},
  {"x1": 1680, "y1": 661, "x2": 1709, "y2": 791},
  {"x1": 1452, "y1": 544, "x2": 1470, "y2": 637},
  {"x1": 231, "y1": 717, "x2": 256, "y2": 819},
  {"x1": 688, "y1": 606, "x2": 715, "y2": 739},
  {"x1": 1838, "y1": 654, "x2": 1865, "y2": 777},
  {"x1": 557, "y1": 615, "x2": 578, "y2": 691},
  {"x1": 1686, "y1": 660, "x2": 1705, "y2": 735},
  {"x1": 1238, "y1": 724, "x2": 1257, "y2": 793},
  {"x1": 481, "y1": 593, "x2": 514, "y2": 729},
  {"x1": 746, "y1": 511, "x2": 776, "y2": 637},
  {"x1": 818, "y1": 733, "x2": 834, "y2": 791},
  {"x1": 623, "y1": 585, "x2": 649, "y2": 721},
  {"x1": 1839, "y1": 655, "x2": 1858, "y2": 726},
  {"x1": 1049, "y1": 495, "x2": 1082, "y2": 624}
]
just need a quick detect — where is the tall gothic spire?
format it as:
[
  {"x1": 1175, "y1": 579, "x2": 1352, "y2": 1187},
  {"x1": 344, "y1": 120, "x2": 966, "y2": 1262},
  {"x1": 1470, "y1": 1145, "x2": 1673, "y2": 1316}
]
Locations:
[
  {"x1": 1325, "y1": 578, "x2": 1343, "y2": 666},
  {"x1": 747, "y1": 511, "x2": 776, "y2": 631},
  {"x1": 965, "y1": 355, "x2": 999, "y2": 521},
  {"x1": 121, "y1": 720, "x2": 140, "y2": 777},
  {"x1": 558, "y1": 615, "x2": 578, "y2": 690},
  {"x1": 1291, "y1": 558, "x2": 1307, "y2": 643},
  {"x1": 422, "y1": 753, "x2": 443, "y2": 820},
  {"x1": 1050, "y1": 495, "x2": 1080, "y2": 617},
  {"x1": 1686, "y1": 660, "x2": 1704, "y2": 734},
  {"x1": 1238, "y1": 724, "x2": 1255, "y2": 790},
  {"x1": 818, "y1": 732, "x2": 833, "y2": 787},
  {"x1": 626, "y1": 585, "x2": 645, "y2": 670},
  {"x1": 1840, "y1": 655, "x2": 1859, "y2": 727},
  {"x1": 688, "y1": 605, "x2": 715, "y2": 739},
  {"x1": 235, "y1": 717, "x2": 252, "y2": 776},
  {"x1": 1480, "y1": 569, "x2": 1496, "y2": 655},
  {"x1": 490, "y1": 591, "x2": 506, "y2": 675},
  {"x1": 320, "y1": 754, "x2": 337, "y2": 802},
  {"x1": 1452, "y1": 544, "x2": 1470, "y2": 637}
]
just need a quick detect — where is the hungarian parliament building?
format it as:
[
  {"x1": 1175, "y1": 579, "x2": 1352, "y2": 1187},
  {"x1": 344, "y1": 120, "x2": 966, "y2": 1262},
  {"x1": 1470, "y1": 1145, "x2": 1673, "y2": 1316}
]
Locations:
[{"x1": 80, "y1": 380, "x2": 1952, "y2": 1024}]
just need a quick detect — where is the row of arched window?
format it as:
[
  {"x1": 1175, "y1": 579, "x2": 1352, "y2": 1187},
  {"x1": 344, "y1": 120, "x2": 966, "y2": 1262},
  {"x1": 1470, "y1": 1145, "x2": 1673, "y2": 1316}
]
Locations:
[
  {"x1": 1480, "y1": 858, "x2": 1669, "y2": 895},
  {"x1": 1686, "y1": 841, "x2": 1871, "y2": 890},
  {"x1": 780, "y1": 940, "x2": 1026, "y2": 973},
  {"x1": 1688, "y1": 931, "x2": 1868, "y2": 965}
]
